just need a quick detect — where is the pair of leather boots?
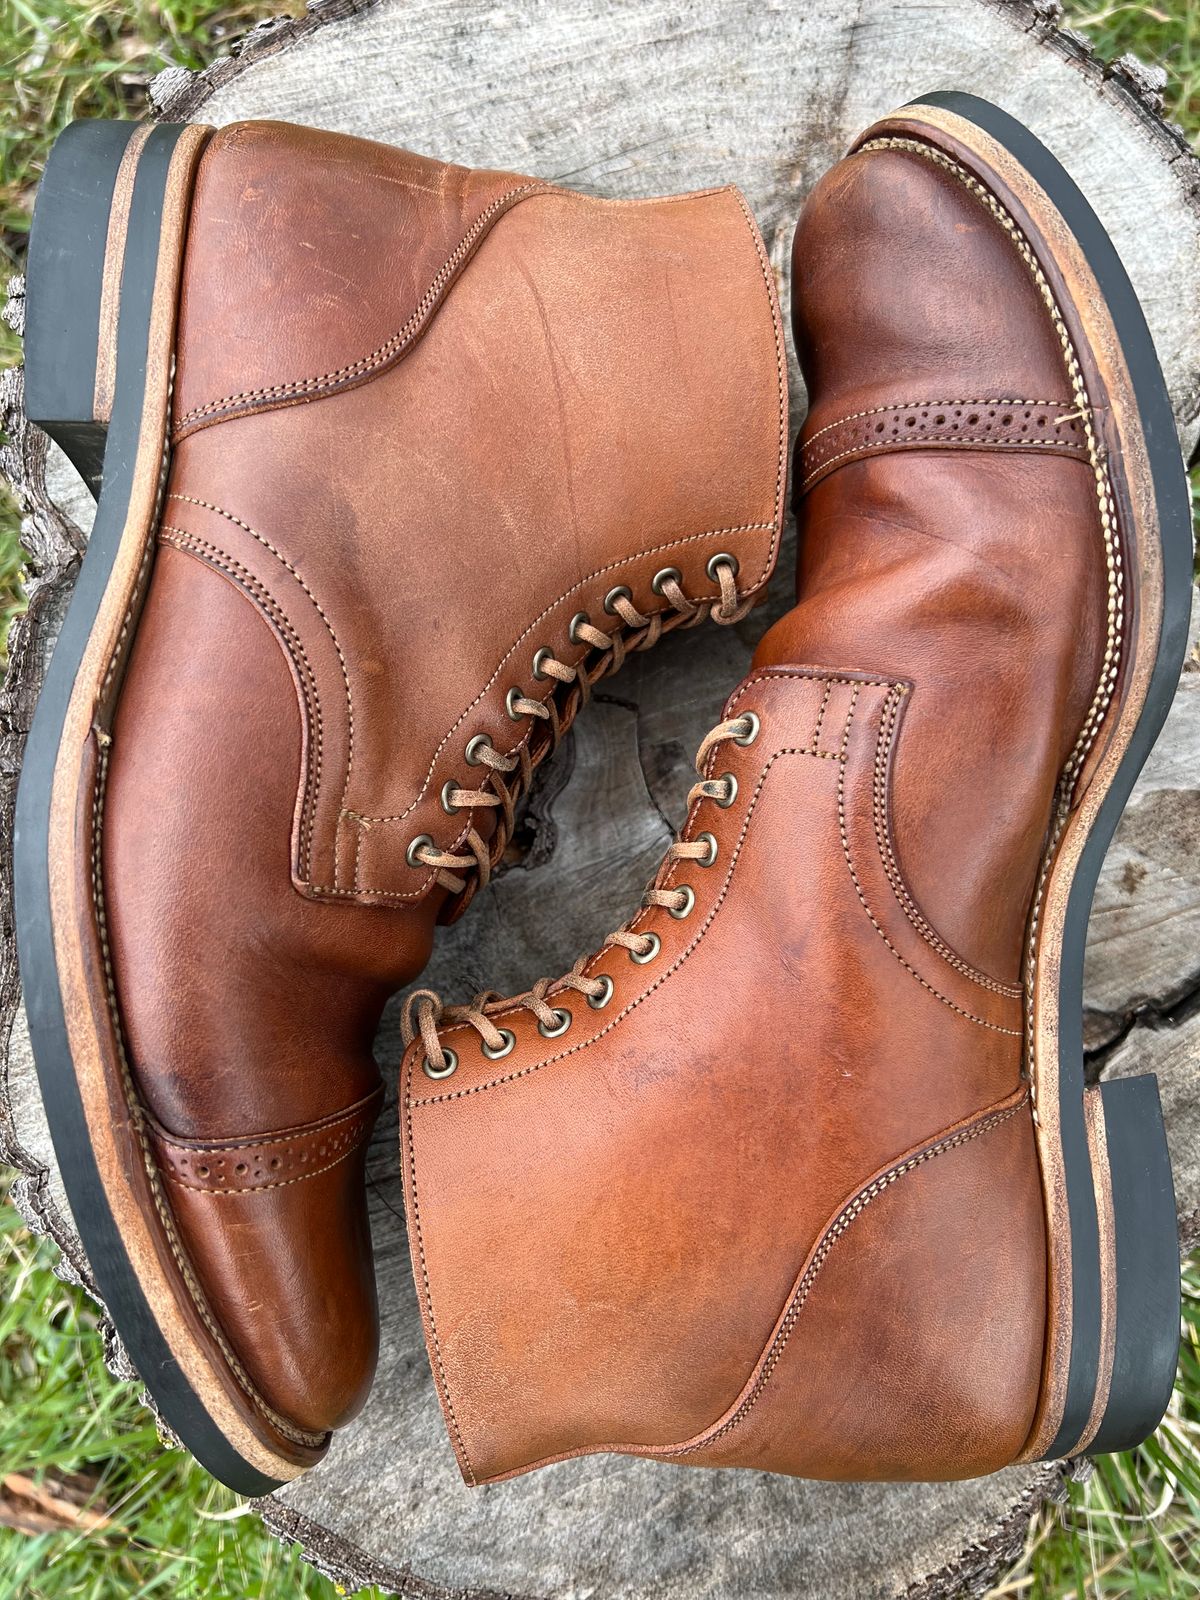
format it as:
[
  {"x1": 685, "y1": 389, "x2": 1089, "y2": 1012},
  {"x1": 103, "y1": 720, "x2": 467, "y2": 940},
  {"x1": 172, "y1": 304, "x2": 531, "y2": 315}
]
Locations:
[{"x1": 16, "y1": 95, "x2": 1189, "y2": 1496}]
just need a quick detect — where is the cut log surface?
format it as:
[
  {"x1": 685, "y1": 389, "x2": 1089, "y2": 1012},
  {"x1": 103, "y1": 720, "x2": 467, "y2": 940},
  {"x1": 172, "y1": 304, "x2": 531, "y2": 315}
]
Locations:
[{"x1": 2, "y1": 2, "x2": 1198, "y2": 1595}]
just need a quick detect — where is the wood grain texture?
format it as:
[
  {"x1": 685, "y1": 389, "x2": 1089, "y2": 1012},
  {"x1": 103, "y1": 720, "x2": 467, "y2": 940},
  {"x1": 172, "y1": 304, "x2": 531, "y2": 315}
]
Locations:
[{"x1": 2, "y1": 1, "x2": 1197, "y2": 1595}]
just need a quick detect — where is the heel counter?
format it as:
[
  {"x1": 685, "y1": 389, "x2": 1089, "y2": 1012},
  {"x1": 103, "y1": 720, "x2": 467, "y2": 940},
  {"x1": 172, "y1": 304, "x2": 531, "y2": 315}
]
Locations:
[{"x1": 682, "y1": 1091, "x2": 1047, "y2": 1481}]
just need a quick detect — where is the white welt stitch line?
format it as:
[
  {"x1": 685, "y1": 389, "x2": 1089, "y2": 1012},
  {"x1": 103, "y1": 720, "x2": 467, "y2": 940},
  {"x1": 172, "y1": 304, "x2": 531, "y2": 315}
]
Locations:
[
  {"x1": 176, "y1": 181, "x2": 550, "y2": 427},
  {"x1": 858, "y1": 134, "x2": 1124, "y2": 1078},
  {"x1": 670, "y1": 1096, "x2": 1028, "y2": 1454},
  {"x1": 89, "y1": 745, "x2": 326, "y2": 1450}
]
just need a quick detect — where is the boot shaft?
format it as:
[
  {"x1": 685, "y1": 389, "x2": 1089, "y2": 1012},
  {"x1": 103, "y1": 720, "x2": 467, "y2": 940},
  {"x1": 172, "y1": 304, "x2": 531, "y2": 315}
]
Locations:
[{"x1": 164, "y1": 120, "x2": 788, "y2": 910}]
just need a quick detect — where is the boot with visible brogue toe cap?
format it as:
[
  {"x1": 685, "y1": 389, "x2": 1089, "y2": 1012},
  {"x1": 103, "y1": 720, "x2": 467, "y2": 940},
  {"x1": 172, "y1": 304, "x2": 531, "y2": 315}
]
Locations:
[
  {"x1": 399, "y1": 96, "x2": 1190, "y2": 1486},
  {"x1": 15, "y1": 118, "x2": 786, "y2": 1488}
]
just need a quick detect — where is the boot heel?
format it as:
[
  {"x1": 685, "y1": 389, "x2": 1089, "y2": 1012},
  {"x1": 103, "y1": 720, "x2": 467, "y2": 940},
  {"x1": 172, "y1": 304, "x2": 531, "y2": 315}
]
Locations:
[
  {"x1": 25, "y1": 120, "x2": 163, "y2": 495},
  {"x1": 1081, "y1": 1075, "x2": 1180, "y2": 1454}
]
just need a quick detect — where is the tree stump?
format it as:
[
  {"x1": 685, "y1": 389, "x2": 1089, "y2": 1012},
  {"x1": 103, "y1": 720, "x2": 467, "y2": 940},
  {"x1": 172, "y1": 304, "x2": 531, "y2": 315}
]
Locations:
[{"x1": 3, "y1": 2, "x2": 1198, "y2": 1594}]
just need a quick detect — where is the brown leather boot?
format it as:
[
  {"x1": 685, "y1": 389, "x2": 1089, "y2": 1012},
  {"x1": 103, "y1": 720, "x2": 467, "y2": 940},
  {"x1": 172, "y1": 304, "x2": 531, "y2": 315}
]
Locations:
[
  {"x1": 399, "y1": 94, "x2": 1190, "y2": 1486},
  {"x1": 15, "y1": 118, "x2": 786, "y2": 1489}
]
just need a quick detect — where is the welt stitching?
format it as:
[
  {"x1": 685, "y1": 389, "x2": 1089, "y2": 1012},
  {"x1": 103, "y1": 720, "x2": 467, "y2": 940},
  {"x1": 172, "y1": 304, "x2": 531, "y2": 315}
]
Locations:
[
  {"x1": 859, "y1": 136, "x2": 1125, "y2": 1080},
  {"x1": 869, "y1": 684, "x2": 1023, "y2": 999},
  {"x1": 175, "y1": 181, "x2": 550, "y2": 428},
  {"x1": 167, "y1": 493, "x2": 356, "y2": 886},
  {"x1": 837, "y1": 749, "x2": 1022, "y2": 1036},
  {"x1": 160, "y1": 528, "x2": 324, "y2": 882},
  {"x1": 412, "y1": 675, "x2": 874, "y2": 1105},
  {"x1": 670, "y1": 1095, "x2": 1027, "y2": 1454},
  {"x1": 89, "y1": 742, "x2": 326, "y2": 1449},
  {"x1": 403, "y1": 1051, "x2": 477, "y2": 1484}
]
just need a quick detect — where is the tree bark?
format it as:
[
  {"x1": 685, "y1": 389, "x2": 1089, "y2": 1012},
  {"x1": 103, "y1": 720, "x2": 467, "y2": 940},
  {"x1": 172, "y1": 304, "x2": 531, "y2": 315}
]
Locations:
[{"x1": 2, "y1": 2, "x2": 1197, "y2": 1595}]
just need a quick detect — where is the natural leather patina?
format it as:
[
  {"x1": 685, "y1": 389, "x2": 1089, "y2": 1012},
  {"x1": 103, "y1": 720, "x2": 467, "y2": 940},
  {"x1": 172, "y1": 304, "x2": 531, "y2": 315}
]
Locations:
[
  {"x1": 398, "y1": 115, "x2": 1125, "y2": 1485},
  {"x1": 102, "y1": 120, "x2": 786, "y2": 1459}
]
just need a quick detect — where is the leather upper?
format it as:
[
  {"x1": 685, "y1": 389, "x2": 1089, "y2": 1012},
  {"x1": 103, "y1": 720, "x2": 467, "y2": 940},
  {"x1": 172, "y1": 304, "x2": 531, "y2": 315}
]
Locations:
[
  {"x1": 164, "y1": 122, "x2": 788, "y2": 909},
  {"x1": 399, "y1": 124, "x2": 1113, "y2": 1484},
  {"x1": 102, "y1": 120, "x2": 786, "y2": 1444}
]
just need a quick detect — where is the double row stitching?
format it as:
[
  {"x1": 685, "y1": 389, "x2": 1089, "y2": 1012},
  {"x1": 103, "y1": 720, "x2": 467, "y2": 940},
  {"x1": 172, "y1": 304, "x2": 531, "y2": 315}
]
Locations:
[
  {"x1": 160, "y1": 528, "x2": 325, "y2": 884},
  {"x1": 869, "y1": 684, "x2": 1023, "y2": 998},
  {"x1": 407, "y1": 670, "x2": 892, "y2": 1103},
  {"x1": 167, "y1": 493, "x2": 356, "y2": 886},
  {"x1": 837, "y1": 744, "x2": 1023, "y2": 1036},
  {"x1": 175, "y1": 181, "x2": 550, "y2": 431}
]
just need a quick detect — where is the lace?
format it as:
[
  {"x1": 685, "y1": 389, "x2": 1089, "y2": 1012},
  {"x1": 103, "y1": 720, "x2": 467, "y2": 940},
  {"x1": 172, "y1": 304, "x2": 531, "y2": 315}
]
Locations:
[
  {"x1": 402, "y1": 710, "x2": 758, "y2": 1075},
  {"x1": 409, "y1": 558, "x2": 753, "y2": 902}
]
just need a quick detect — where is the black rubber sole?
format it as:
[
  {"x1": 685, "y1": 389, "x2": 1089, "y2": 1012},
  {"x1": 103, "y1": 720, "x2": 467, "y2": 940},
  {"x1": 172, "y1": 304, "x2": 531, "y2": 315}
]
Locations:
[
  {"x1": 15, "y1": 119, "x2": 285, "y2": 1496},
  {"x1": 912, "y1": 92, "x2": 1189, "y2": 1458}
]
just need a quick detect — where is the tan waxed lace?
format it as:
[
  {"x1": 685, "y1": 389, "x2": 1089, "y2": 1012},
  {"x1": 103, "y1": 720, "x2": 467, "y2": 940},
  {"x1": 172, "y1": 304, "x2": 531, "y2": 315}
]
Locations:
[
  {"x1": 408, "y1": 559, "x2": 754, "y2": 900},
  {"x1": 402, "y1": 710, "x2": 759, "y2": 1076}
]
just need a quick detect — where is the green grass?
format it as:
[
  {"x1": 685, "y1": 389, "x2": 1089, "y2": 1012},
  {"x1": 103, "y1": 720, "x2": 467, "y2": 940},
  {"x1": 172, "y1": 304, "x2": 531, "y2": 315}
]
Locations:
[
  {"x1": 0, "y1": 1183, "x2": 386, "y2": 1599},
  {"x1": 0, "y1": 1, "x2": 268, "y2": 665},
  {"x1": 0, "y1": 2, "x2": 1198, "y2": 1598}
]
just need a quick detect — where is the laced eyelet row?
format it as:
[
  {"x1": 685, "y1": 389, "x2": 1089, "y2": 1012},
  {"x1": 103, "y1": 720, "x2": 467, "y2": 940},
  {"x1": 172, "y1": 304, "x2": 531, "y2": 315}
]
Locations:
[
  {"x1": 405, "y1": 709, "x2": 761, "y2": 1078},
  {"x1": 405, "y1": 558, "x2": 752, "y2": 899}
]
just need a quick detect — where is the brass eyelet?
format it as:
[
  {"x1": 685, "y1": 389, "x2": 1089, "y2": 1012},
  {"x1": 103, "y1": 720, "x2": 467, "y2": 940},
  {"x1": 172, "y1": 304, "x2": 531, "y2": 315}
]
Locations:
[
  {"x1": 715, "y1": 773, "x2": 738, "y2": 808},
  {"x1": 423, "y1": 1047, "x2": 458, "y2": 1081},
  {"x1": 669, "y1": 885, "x2": 696, "y2": 920},
  {"x1": 695, "y1": 831, "x2": 718, "y2": 867},
  {"x1": 587, "y1": 975, "x2": 615, "y2": 1010},
  {"x1": 406, "y1": 833, "x2": 434, "y2": 868},
  {"x1": 603, "y1": 585, "x2": 633, "y2": 615},
  {"x1": 630, "y1": 932, "x2": 661, "y2": 965},
  {"x1": 651, "y1": 566, "x2": 682, "y2": 596},
  {"x1": 532, "y1": 647, "x2": 555, "y2": 680},
  {"x1": 733, "y1": 711, "x2": 760, "y2": 746},
  {"x1": 538, "y1": 1006, "x2": 572, "y2": 1039},
  {"x1": 505, "y1": 686, "x2": 525, "y2": 720},
  {"x1": 465, "y1": 733, "x2": 493, "y2": 765},
  {"x1": 706, "y1": 551, "x2": 739, "y2": 582},
  {"x1": 440, "y1": 780, "x2": 460, "y2": 814},
  {"x1": 481, "y1": 1029, "x2": 516, "y2": 1061},
  {"x1": 569, "y1": 611, "x2": 591, "y2": 645}
]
